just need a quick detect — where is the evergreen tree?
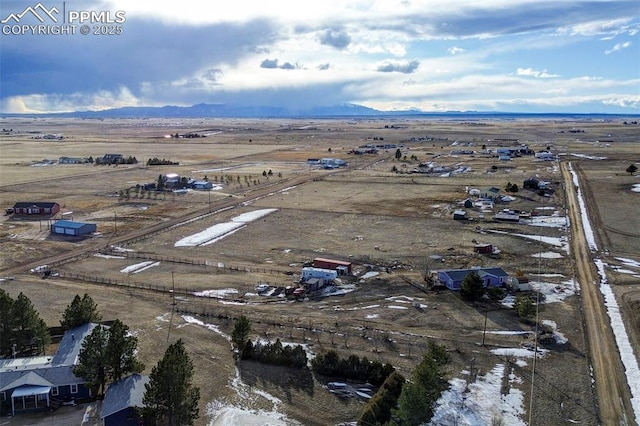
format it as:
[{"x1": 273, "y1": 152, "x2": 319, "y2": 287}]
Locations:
[
  {"x1": 74, "y1": 320, "x2": 143, "y2": 395},
  {"x1": 143, "y1": 339, "x2": 200, "y2": 426},
  {"x1": 105, "y1": 319, "x2": 144, "y2": 383},
  {"x1": 0, "y1": 290, "x2": 50, "y2": 357},
  {"x1": 12, "y1": 292, "x2": 50, "y2": 356},
  {"x1": 514, "y1": 294, "x2": 536, "y2": 321},
  {"x1": 60, "y1": 293, "x2": 102, "y2": 330},
  {"x1": 0, "y1": 289, "x2": 15, "y2": 357},
  {"x1": 626, "y1": 164, "x2": 638, "y2": 175},
  {"x1": 460, "y1": 271, "x2": 485, "y2": 301},
  {"x1": 231, "y1": 315, "x2": 251, "y2": 357},
  {"x1": 395, "y1": 148, "x2": 402, "y2": 160},
  {"x1": 392, "y1": 342, "x2": 450, "y2": 424},
  {"x1": 74, "y1": 325, "x2": 109, "y2": 395}
]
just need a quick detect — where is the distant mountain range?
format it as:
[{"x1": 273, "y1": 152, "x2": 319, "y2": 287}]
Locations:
[{"x1": 2, "y1": 103, "x2": 638, "y2": 119}]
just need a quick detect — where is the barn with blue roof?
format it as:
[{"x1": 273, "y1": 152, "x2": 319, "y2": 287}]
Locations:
[{"x1": 51, "y1": 220, "x2": 97, "y2": 236}]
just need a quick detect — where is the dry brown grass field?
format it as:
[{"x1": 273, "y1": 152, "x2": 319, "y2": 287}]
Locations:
[{"x1": 0, "y1": 116, "x2": 638, "y2": 425}]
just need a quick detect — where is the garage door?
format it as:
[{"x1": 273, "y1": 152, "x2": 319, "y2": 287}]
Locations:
[
  {"x1": 54, "y1": 227, "x2": 64, "y2": 234},
  {"x1": 65, "y1": 228, "x2": 75, "y2": 235}
]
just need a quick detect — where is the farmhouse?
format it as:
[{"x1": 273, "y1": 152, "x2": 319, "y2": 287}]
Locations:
[
  {"x1": 51, "y1": 220, "x2": 97, "y2": 237},
  {"x1": 312, "y1": 257, "x2": 352, "y2": 275},
  {"x1": 437, "y1": 267, "x2": 509, "y2": 290},
  {"x1": 0, "y1": 323, "x2": 101, "y2": 417},
  {"x1": 11, "y1": 202, "x2": 60, "y2": 216},
  {"x1": 100, "y1": 374, "x2": 149, "y2": 426},
  {"x1": 58, "y1": 157, "x2": 87, "y2": 164}
]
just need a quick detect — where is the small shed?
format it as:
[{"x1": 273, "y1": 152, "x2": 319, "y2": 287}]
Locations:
[
  {"x1": 474, "y1": 244, "x2": 493, "y2": 254},
  {"x1": 101, "y1": 374, "x2": 149, "y2": 426},
  {"x1": 52, "y1": 220, "x2": 97, "y2": 236},
  {"x1": 453, "y1": 210, "x2": 468, "y2": 220}
]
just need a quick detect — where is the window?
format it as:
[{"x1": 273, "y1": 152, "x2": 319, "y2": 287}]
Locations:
[
  {"x1": 52, "y1": 387, "x2": 59, "y2": 396},
  {"x1": 0, "y1": 391, "x2": 5, "y2": 401},
  {"x1": 70, "y1": 384, "x2": 78, "y2": 394}
]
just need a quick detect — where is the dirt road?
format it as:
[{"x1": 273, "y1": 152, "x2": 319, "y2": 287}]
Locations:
[{"x1": 561, "y1": 161, "x2": 636, "y2": 425}]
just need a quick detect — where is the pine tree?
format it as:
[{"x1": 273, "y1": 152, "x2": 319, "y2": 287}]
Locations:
[
  {"x1": 60, "y1": 293, "x2": 102, "y2": 330},
  {"x1": 0, "y1": 290, "x2": 14, "y2": 356},
  {"x1": 231, "y1": 315, "x2": 251, "y2": 358},
  {"x1": 74, "y1": 320, "x2": 143, "y2": 395},
  {"x1": 74, "y1": 325, "x2": 109, "y2": 395},
  {"x1": 0, "y1": 290, "x2": 50, "y2": 357},
  {"x1": 143, "y1": 339, "x2": 200, "y2": 426},
  {"x1": 460, "y1": 271, "x2": 485, "y2": 301},
  {"x1": 105, "y1": 319, "x2": 144, "y2": 383}
]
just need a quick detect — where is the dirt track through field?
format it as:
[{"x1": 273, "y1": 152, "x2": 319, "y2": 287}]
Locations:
[{"x1": 562, "y1": 161, "x2": 636, "y2": 425}]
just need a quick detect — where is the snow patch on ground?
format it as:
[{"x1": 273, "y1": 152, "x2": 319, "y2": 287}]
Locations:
[
  {"x1": 531, "y1": 251, "x2": 563, "y2": 259},
  {"x1": 120, "y1": 261, "x2": 159, "y2": 274},
  {"x1": 175, "y1": 209, "x2": 277, "y2": 247},
  {"x1": 429, "y1": 364, "x2": 526, "y2": 425},
  {"x1": 194, "y1": 288, "x2": 239, "y2": 299}
]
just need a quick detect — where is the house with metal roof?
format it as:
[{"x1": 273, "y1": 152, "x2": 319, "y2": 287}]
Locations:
[
  {"x1": 0, "y1": 323, "x2": 100, "y2": 416},
  {"x1": 437, "y1": 267, "x2": 509, "y2": 290},
  {"x1": 101, "y1": 374, "x2": 150, "y2": 426}
]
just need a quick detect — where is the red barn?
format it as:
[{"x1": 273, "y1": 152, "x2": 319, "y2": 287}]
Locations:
[
  {"x1": 12, "y1": 202, "x2": 60, "y2": 216},
  {"x1": 312, "y1": 257, "x2": 352, "y2": 275}
]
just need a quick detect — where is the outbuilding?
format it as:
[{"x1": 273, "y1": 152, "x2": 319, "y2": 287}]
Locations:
[
  {"x1": 312, "y1": 258, "x2": 352, "y2": 275},
  {"x1": 453, "y1": 210, "x2": 468, "y2": 220},
  {"x1": 51, "y1": 220, "x2": 97, "y2": 236},
  {"x1": 101, "y1": 374, "x2": 149, "y2": 426}
]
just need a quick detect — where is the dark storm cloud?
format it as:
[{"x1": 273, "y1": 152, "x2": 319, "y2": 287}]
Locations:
[
  {"x1": 0, "y1": 15, "x2": 279, "y2": 98},
  {"x1": 376, "y1": 59, "x2": 419, "y2": 74},
  {"x1": 318, "y1": 28, "x2": 351, "y2": 49}
]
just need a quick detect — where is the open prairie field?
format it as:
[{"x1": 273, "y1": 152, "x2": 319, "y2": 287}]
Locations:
[{"x1": 0, "y1": 116, "x2": 638, "y2": 425}]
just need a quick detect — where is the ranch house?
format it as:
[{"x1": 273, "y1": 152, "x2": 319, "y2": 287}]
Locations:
[
  {"x1": 12, "y1": 202, "x2": 60, "y2": 216},
  {"x1": 437, "y1": 267, "x2": 509, "y2": 290},
  {"x1": 0, "y1": 323, "x2": 102, "y2": 417}
]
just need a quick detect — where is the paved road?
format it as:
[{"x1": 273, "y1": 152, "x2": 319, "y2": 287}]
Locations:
[{"x1": 561, "y1": 162, "x2": 636, "y2": 426}]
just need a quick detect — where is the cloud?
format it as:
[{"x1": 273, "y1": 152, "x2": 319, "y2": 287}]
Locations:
[
  {"x1": 448, "y1": 47, "x2": 466, "y2": 55},
  {"x1": 260, "y1": 58, "x2": 279, "y2": 69},
  {"x1": 605, "y1": 40, "x2": 632, "y2": 54},
  {"x1": 318, "y1": 28, "x2": 351, "y2": 49},
  {"x1": 317, "y1": 63, "x2": 331, "y2": 70},
  {"x1": 260, "y1": 59, "x2": 300, "y2": 70},
  {"x1": 376, "y1": 59, "x2": 420, "y2": 74},
  {"x1": 515, "y1": 68, "x2": 560, "y2": 78}
]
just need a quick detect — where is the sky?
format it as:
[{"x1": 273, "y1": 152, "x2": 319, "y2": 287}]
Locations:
[{"x1": 1, "y1": 0, "x2": 639, "y2": 114}]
